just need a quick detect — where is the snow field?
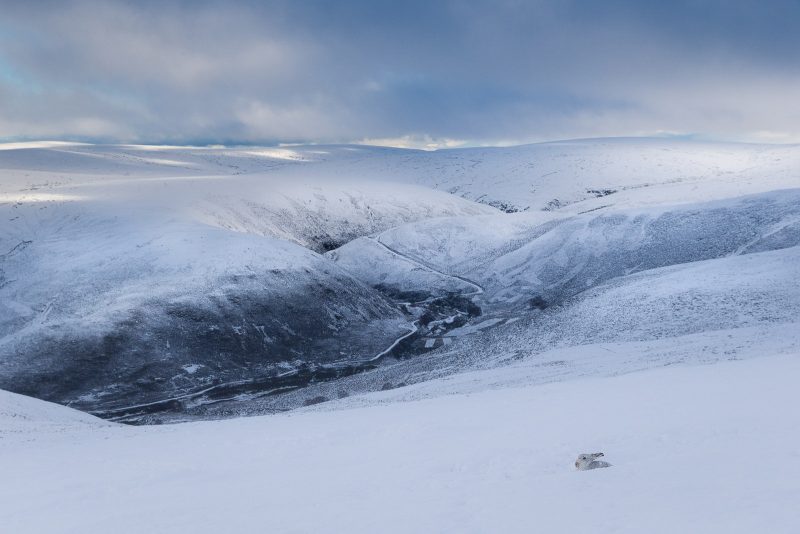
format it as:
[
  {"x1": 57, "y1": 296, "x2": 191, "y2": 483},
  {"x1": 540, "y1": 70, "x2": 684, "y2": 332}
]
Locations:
[{"x1": 1, "y1": 353, "x2": 798, "y2": 533}]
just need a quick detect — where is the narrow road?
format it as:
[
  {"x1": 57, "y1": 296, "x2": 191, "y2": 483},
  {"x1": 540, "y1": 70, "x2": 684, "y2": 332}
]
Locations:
[
  {"x1": 97, "y1": 318, "x2": 423, "y2": 421},
  {"x1": 371, "y1": 236, "x2": 485, "y2": 296},
  {"x1": 369, "y1": 320, "x2": 420, "y2": 362},
  {"x1": 97, "y1": 237, "x2": 483, "y2": 422}
]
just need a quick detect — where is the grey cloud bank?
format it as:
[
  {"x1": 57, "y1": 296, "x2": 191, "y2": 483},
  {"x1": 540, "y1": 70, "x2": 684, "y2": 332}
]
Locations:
[{"x1": 1, "y1": 0, "x2": 799, "y2": 146}]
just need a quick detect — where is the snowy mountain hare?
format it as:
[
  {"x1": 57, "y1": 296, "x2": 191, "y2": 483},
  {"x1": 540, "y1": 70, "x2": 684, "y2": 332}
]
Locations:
[{"x1": 575, "y1": 452, "x2": 611, "y2": 470}]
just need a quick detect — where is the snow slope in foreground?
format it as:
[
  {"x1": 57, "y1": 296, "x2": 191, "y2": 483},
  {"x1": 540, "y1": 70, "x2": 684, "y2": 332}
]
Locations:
[
  {"x1": 0, "y1": 388, "x2": 106, "y2": 435},
  {"x1": 1, "y1": 353, "x2": 799, "y2": 534}
]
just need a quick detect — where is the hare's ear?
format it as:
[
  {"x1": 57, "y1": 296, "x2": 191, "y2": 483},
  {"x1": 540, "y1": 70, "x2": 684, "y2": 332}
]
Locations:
[{"x1": 593, "y1": 452, "x2": 604, "y2": 458}]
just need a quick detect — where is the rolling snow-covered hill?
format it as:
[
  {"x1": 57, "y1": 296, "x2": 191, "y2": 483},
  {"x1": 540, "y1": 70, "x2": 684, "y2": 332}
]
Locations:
[
  {"x1": 198, "y1": 236, "x2": 800, "y2": 418},
  {"x1": 1, "y1": 137, "x2": 799, "y2": 532},
  {"x1": 332, "y1": 189, "x2": 800, "y2": 309},
  {"x1": 0, "y1": 143, "x2": 495, "y2": 417},
  {"x1": 1, "y1": 138, "x2": 798, "y2": 421}
]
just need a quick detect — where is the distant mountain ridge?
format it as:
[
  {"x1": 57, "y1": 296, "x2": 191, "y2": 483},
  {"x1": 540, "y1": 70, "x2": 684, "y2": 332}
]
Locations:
[{"x1": 1, "y1": 138, "x2": 798, "y2": 421}]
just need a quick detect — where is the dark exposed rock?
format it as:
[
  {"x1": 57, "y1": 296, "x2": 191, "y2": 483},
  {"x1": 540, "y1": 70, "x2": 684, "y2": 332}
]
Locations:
[{"x1": 529, "y1": 296, "x2": 548, "y2": 310}]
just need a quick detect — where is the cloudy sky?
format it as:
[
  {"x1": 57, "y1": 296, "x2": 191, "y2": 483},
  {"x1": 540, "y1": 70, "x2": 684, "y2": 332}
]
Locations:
[{"x1": 1, "y1": 0, "x2": 799, "y2": 147}]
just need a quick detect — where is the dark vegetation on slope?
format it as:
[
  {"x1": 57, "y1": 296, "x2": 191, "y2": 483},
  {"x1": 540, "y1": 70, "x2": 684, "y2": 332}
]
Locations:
[{"x1": 0, "y1": 271, "x2": 406, "y2": 422}]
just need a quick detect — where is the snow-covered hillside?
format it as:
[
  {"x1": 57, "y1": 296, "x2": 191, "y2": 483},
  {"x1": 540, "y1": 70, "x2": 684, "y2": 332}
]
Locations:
[
  {"x1": 1, "y1": 137, "x2": 799, "y2": 532},
  {"x1": 1, "y1": 138, "x2": 798, "y2": 421},
  {"x1": 0, "y1": 387, "x2": 107, "y2": 435},
  {"x1": 2, "y1": 353, "x2": 799, "y2": 534},
  {"x1": 0, "y1": 143, "x2": 495, "y2": 418},
  {"x1": 198, "y1": 241, "x2": 800, "y2": 418},
  {"x1": 4, "y1": 137, "x2": 799, "y2": 215},
  {"x1": 332, "y1": 190, "x2": 800, "y2": 308}
]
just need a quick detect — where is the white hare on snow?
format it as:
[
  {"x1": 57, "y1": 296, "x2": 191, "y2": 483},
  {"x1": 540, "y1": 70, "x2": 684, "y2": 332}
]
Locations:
[{"x1": 575, "y1": 452, "x2": 611, "y2": 470}]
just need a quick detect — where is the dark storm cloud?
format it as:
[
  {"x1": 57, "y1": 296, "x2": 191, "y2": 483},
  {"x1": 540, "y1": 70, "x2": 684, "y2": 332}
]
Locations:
[{"x1": 0, "y1": 0, "x2": 798, "y2": 146}]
